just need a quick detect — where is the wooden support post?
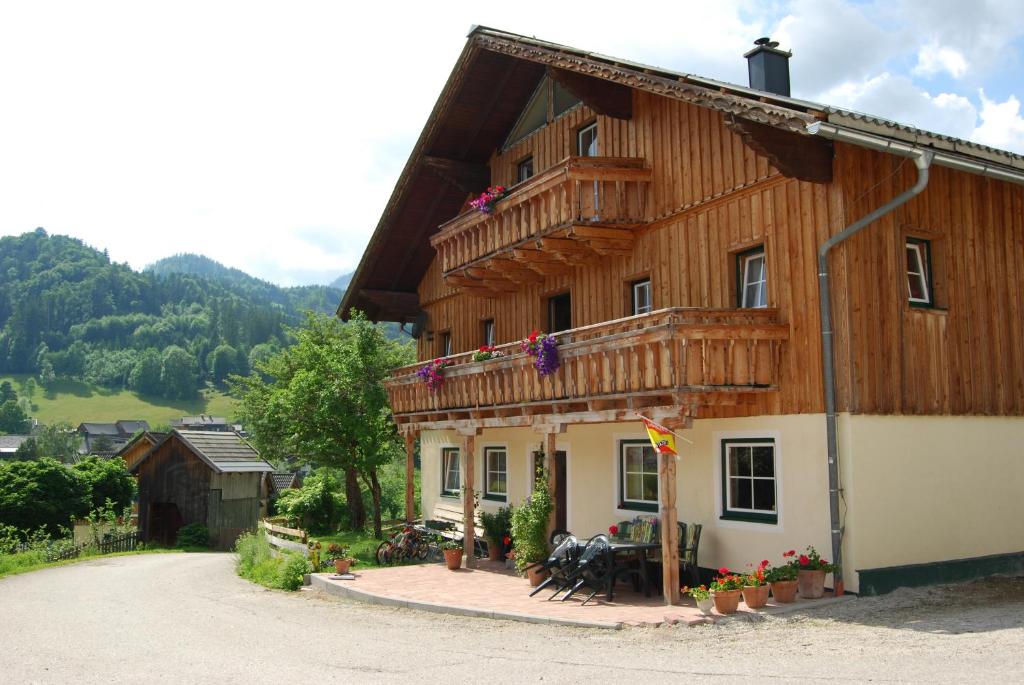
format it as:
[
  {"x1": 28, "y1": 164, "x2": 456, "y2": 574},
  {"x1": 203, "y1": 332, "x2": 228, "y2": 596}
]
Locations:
[
  {"x1": 545, "y1": 431, "x2": 558, "y2": 538},
  {"x1": 404, "y1": 431, "x2": 416, "y2": 524},
  {"x1": 659, "y1": 448, "x2": 681, "y2": 605},
  {"x1": 459, "y1": 428, "x2": 480, "y2": 568}
]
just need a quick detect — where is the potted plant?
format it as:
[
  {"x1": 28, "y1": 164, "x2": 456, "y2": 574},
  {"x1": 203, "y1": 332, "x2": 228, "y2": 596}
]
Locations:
[
  {"x1": 766, "y1": 550, "x2": 800, "y2": 603},
  {"x1": 510, "y1": 472, "x2": 553, "y2": 586},
  {"x1": 709, "y1": 568, "x2": 746, "y2": 614},
  {"x1": 471, "y1": 346, "x2": 505, "y2": 362},
  {"x1": 415, "y1": 358, "x2": 453, "y2": 392},
  {"x1": 469, "y1": 185, "x2": 509, "y2": 214},
  {"x1": 440, "y1": 539, "x2": 464, "y2": 571},
  {"x1": 795, "y1": 546, "x2": 836, "y2": 599},
  {"x1": 520, "y1": 330, "x2": 560, "y2": 376},
  {"x1": 683, "y1": 584, "x2": 714, "y2": 614},
  {"x1": 324, "y1": 543, "x2": 356, "y2": 574},
  {"x1": 479, "y1": 506, "x2": 513, "y2": 563},
  {"x1": 741, "y1": 560, "x2": 770, "y2": 609}
]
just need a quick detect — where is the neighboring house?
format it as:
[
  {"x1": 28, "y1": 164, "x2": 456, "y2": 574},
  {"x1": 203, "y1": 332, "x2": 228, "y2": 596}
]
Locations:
[
  {"x1": 115, "y1": 431, "x2": 168, "y2": 471},
  {"x1": 338, "y1": 27, "x2": 1024, "y2": 598},
  {"x1": 0, "y1": 435, "x2": 32, "y2": 458},
  {"x1": 131, "y1": 430, "x2": 274, "y2": 549},
  {"x1": 77, "y1": 420, "x2": 151, "y2": 455},
  {"x1": 262, "y1": 471, "x2": 303, "y2": 517},
  {"x1": 171, "y1": 415, "x2": 233, "y2": 432}
]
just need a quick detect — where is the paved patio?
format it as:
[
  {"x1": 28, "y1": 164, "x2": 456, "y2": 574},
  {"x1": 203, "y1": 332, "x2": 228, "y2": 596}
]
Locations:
[{"x1": 310, "y1": 560, "x2": 844, "y2": 629}]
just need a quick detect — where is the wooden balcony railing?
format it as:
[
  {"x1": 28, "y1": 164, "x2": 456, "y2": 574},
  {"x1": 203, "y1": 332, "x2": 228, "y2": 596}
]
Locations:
[
  {"x1": 385, "y1": 308, "x2": 788, "y2": 418},
  {"x1": 430, "y1": 156, "x2": 651, "y2": 282}
]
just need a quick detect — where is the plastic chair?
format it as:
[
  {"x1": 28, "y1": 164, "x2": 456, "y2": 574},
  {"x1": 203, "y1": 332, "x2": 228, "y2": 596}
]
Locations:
[
  {"x1": 528, "y1": 534, "x2": 580, "y2": 598},
  {"x1": 560, "y1": 534, "x2": 614, "y2": 605},
  {"x1": 678, "y1": 522, "x2": 702, "y2": 586}
]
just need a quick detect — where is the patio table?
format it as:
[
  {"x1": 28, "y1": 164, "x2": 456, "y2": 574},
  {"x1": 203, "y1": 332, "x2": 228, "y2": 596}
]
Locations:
[{"x1": 605, "y1": 540, "x2": 660, "y2": 601}]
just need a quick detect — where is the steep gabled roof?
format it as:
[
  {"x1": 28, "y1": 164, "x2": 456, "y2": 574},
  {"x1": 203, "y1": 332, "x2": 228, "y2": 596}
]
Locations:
[
  {"x1": 338, "y1": 26, "x2": 1024, "y2": 324},
  {"x1": 130, "y1": 430, "x2": 274, "y2": 474},
  {"x1": 78, "y1": 422, "x2": 121, "y2": 436}
]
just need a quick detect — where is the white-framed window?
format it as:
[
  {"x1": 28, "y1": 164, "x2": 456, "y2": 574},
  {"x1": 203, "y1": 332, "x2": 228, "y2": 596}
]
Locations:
[
  {"x1": 906, "y1": 238, "x2": 932, "y2": 306},
  {"x1": 578, "y1": 122, "x2": 598, "y2": 157},
  {"x1": 631, "y1": 279, "x2": 652, "y2": 316},
  {"x1": 482, "y1": 319, "x2": 496, "y2": 347},
  {"x1": 484, "y1": 447, "x2": 507, "y2": 501},
  {"x1": 721, "y1": 438, "x2": 777, "y2": 523},
  {"x1": 441, "y1": 447, "x2": 460, "y2": 497},
  {"x1": 517, "y1": 157, "x2": 534, "y2": 183},
  {"x1": 441, "y1": 331, "x2": 452, "y2": 357},
  {"x1": 618, "y1": 440, "x2": 658, "y2": 512},
  {"x1": 739, "y1": 247, "x2": 768, "y2": 308}
]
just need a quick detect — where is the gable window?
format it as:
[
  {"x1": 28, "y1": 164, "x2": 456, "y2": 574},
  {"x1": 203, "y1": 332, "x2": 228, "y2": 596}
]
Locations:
[
  {"x1": 906, "y1": 238, "x2": 932, "y2": 306},
  {"x1": 440, "y1": 330, "x2": 452, "y2": 357},
  {"x1": 619, "y1": 440, "x2": 658, "y2": 512},
  {"x1": 483, "y1": 447, "x2": 507, "y2": 501},
  {"x1": 482, "y1": 319, "x2": 496, "y2": 347},
  {"x1": 517, "y1": 157, "x2": 534, "y2": 184},
  {"x1": 631, "y1": 279, "x2": 652, "y2": 316},
  {"x1": 721, "y1": 438, "x2": 777, "y2": 523},
  {"x1": 738, "y1": 247, "x2": 768, "y2": 308},
  {"x1": 578, "y1": 122, "x2": 598, "y2": 157},
  {"x1": 441, "y1": 447, "x2": 461, "y2": 497},
  {"x1": 504, "y1": 77, "x2": 582, "y2": 149},
  {"x1": 548, "y1": 292, "x2": 572, "y2": 333}
]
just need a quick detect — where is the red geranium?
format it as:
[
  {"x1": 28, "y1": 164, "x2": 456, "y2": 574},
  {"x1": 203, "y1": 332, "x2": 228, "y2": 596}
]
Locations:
[
  {"x1": 799, "y1": 554, "x2": 810, "y2": 566},
  {"x1": 502, "y1": 535, "x2": 511, "y2": 546},
  {"x1": 718, "y1": 567, "x2": 730, "y2": 575},
  {"x1": 528, "y1": 329, "x2": 539, "y2": 344},
  {"x1": 783, "y1": 549, "x2": 796, "y2": 557},
  {"x1": 608, "y1": 524, "x2": 619, "y2": 536}
]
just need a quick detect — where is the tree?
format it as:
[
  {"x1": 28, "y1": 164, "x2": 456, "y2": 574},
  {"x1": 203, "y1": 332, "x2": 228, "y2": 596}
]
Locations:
[
  {"x1": 129, "y1": 348, "x2": 162, "y2": 395},
  {"x1": 72, "y1": 456, "x2": 135, "y2": 512},
  {"x1": 231, "y1": 312, "x2": 413, "y2": 536},
  {"x1": 0, "y1": 381, "x2": 16, "y2": 403},
  {"x1": 160, "y1": 345, "x2": 197, "y2": 399},
  {"x1": 35, "y1": 422, "x2": 81, "y2": 463},
  {"x1": 0, "y1": 458, "x2": 90, "y2": 534},
  {"x1": 13, "y1": 437, "x2": 38, "y2": 460},
  {"x1": 90, "y1": 434, "x2": 115, "y2": 454},
  {"x1": 0, "y1": 399, "x2": 30, "y2": 434},
  {"x1": 208, "y1": 344, "x2": 242, "y2": 387}
]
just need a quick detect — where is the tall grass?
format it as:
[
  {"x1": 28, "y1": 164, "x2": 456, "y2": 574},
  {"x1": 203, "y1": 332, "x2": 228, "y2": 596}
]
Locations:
[{"x1": 235, "y1": 529, "x2": 309, "y2": 591}]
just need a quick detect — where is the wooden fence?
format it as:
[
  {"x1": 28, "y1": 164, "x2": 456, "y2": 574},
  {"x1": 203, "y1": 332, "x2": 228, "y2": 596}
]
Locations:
[
  {"x1": 260, "y1": 520, "x2": 311, "y2": 557},
  {"x1": 14, "y1": 531, "x2": 139, "y2": 561}
]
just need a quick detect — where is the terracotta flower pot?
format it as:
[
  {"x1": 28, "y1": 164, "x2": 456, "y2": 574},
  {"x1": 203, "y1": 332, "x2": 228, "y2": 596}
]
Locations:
[
  {"x1": 742, "y1": 584, "x2": 769, "y2": 609},
  {"x1": 526, "y1": 564, "x2": 549, "y2": 587},
  {"x1": 798, "y1": 569, "x2": 826, "y2": 599},
  {"x1": 487, "y1": 540, "x2": 502, "y2": 562},
  {"x1": 443, "y1": 548, "x2": 463, "y2": 571},
  {"x1": 769, "y1": 579, "x2": 798, "y2": 603},
  {"x1": 333, "y1": 558, "x2": 352, "y2": 574},
  {"x1": 712, "y1": 589, "x2": 741, "y2": 614}
]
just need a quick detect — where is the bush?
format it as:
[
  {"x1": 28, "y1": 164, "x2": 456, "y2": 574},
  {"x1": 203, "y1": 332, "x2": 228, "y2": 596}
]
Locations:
[
  {"x1": 176, "y1": 523, "x2": 210, "y2": 549},
  {"x1": 0, "y1": 458, "x2": 90, "y2": 534},
  {"x1": 280, "y1": 553, "x2": 311, "y2": 591},
  {"x1": 510, "y1": 472, "x2": 552, "y2": 573},
  {"x1": 234, "y1": 530, "x2": 308, "y2": 591},
  {"x1": 73, "y1": 457, "x2": 136, "y2": 512},
  {"x1": 275, "y1": 470, "x2": 345, "y2": 532}
]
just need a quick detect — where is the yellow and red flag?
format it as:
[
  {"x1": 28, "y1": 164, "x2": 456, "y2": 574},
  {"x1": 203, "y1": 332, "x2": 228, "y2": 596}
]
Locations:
[{"x1": 642, "y1": 417, "x2": 678, "y2": 456}]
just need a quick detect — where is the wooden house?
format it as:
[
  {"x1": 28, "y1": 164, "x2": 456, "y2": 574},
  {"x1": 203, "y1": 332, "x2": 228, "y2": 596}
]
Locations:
[
  {"x1": 131, "y1": 430, "x2": 274, "y2": 550},
  {"x1": 77, "y1": 420, "x2": 150, "y2": 455},
  {"x1": 116, "y1": 431, "x2": 167, "y2": 471},
  {"x1": 339, "y1": 27, "x2": 1024, "y2": 598}
]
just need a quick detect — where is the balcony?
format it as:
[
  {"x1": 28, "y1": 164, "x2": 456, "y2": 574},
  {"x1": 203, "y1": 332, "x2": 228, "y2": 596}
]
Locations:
[
  {"x1": 430, "y1": 156, "x2": 652, "y2": 295},
  {"x1": 385, "y1": 308, "x2": 788, "y2": 427}
]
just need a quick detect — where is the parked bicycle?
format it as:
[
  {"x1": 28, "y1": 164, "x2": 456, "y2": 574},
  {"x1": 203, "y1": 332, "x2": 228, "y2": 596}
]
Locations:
[{"x1": 375, "y1": 525, "x2": 433, "y2": 565}]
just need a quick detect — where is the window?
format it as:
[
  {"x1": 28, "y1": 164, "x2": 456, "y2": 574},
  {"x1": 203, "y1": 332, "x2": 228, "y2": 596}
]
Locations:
[
  {"x1": 516, "y1": 157, "x2": 534, "y2": 183},
  {"x1": 619, "y1": 440, "x2": 658, "y2": 512},
  {"x1": 484, "y1": 447, "x2": 507, "y2": 501},
  {"x1": 548, "y1": 292, "x2": 572, "y2": 333},
  {"x1": 441, "y1": 447, "x2": 460, "y2": 497},
  {"x1": 578, "y1": 122, "x2": 598, "y2": 157},
  {"x1": 906, "y1": 238, "x2": 932, "y2": 306},
  {"x1": 738, "y1": 247, "x2": 768, "y2": 308},
  {"x1": 631, "y1": 279, "x2": 652, "y2": 316},
  {"x1": 721, "y1": 438, "x2": 777, "y2": 523},
  {"x1": 482, "y1": 319, "x2": 496, "y2": 347},
  {"x1": 440, "y1": 330, "x2": 452, "y2": 357}
]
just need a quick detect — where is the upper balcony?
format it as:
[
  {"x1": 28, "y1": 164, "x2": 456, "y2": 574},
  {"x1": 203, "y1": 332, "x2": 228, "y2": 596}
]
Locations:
[
  {"x1": 430, "y1": 156, "x2": 652, "y2": 295},
  {"x1": 386, "y1": 308, "x2": 788, "y2": 427}
]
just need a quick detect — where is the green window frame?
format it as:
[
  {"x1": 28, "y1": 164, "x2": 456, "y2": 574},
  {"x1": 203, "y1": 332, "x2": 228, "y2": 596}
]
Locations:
[
  {"x1": 720, "y1": 438, "x2": 777, "y2": 523},
  {"x1": 441, "y1": 447, "x2": 460, "y2": 498},
  {"x1": 618, "y1": 439, "x2": 658, "y2": 512},
  {"x1": 483, "y1": 447, "x2": 507, "y2": 502}
]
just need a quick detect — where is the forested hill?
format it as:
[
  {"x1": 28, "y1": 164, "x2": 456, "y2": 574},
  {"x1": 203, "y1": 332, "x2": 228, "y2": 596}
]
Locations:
[{"x1": 0, "y1": 229, "x2": 346, "y2": 399}]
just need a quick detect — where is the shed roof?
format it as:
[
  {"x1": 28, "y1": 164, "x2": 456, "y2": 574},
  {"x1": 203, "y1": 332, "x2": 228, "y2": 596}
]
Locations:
[
  {"x1": 0, "y1": 435, "x2": 31, "y2": 452},
  {"x1": 338, "y1": 26, "x2": 1024, "y2": 323},
  {"x1": 131, "y1": 430, "x2": 274, "y2": 474},
  {"x1": 269, "y1": 472, "x2": 301, "y2": 492},
  {"x1": 78, "y1": 422, "x2": 122, "y2": 436}
]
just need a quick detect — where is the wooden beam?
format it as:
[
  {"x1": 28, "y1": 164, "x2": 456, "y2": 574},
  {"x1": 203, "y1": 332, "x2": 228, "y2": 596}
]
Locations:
[
  {"x1": 545, "y1": 431, "x2": 558, "y2": 539},
  {"x1": 659, "y1": 449, "x2": 681, "y2": 605},
  {"x1": 421, "y1": 156, "x2": 490, "y2": 194},
  {"x1": 404, "y1": 431, "x2": 416, "y2": 523},
  {"x1": 463, "y1": 432, "x2": 477, "y2": 569},
  {"x1": 725, "y1": 116, "x2": 833, "y2": 183},
  {"x1": 569, "y1": 225, "x2": 635, "y2": 241},
  {"x1": 547, "y1": 66, "x2": 633, "y2": 120}
]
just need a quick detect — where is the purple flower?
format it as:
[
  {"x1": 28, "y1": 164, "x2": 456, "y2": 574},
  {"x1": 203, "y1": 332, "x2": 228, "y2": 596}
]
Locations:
[{"x1": 534, "y1": 335, "x2": 560, "y2": 376}]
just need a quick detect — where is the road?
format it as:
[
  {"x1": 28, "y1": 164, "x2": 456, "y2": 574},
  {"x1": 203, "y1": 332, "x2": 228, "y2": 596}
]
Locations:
[{"x1": 1, "y1": 553, "x2": 1021, "y2": 683}]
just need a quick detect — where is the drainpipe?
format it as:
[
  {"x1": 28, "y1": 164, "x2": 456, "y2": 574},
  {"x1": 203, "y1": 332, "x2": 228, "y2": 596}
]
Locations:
[{"x1": 811, "y1": 123, "x2": 934, "y2": 592}]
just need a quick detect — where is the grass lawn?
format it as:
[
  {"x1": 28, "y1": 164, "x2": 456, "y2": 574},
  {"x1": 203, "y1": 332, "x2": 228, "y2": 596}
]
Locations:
[
  {"x1": 0, "y1": 547, "x2": 207, "y2": 580},
  {"x1": 2, "y1": 374, "x2": 237, "y2": 427}
]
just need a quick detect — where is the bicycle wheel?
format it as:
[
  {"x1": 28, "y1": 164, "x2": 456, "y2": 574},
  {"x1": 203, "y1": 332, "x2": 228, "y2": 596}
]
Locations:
[
  {"x1": 375, "y1": 541, "x2": 393, "y2": 565},
  {"x1": 415, "y1": 541, "x2": 429, "y2": 560}
]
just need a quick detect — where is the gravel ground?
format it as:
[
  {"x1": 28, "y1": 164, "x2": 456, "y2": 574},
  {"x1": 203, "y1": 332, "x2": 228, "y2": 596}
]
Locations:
[{"x1": 0, "y1": 552, "x2": 1021, "y2": 684}]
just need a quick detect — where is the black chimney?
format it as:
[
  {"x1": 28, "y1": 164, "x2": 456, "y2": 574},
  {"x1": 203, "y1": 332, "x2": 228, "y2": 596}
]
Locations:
[{"x1": 744, "y1": 37, "x2": 791, "y2": 97}]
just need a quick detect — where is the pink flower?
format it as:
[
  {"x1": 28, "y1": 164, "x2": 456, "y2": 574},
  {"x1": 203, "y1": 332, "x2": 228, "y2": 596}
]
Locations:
[{"x1": 718, "y1": 567, "x2": 730, "y2": 576}]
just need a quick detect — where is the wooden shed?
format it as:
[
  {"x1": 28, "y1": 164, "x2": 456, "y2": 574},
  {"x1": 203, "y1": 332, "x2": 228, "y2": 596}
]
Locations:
[{"x1": 131, "y1": 430, "x2": 274, "y2": 550}]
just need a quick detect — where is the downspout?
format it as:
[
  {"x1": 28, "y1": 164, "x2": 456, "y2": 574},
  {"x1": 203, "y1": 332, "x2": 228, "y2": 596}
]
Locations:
[{"x1": 813, "y1": 126, "x2": 934, "y2": 592}]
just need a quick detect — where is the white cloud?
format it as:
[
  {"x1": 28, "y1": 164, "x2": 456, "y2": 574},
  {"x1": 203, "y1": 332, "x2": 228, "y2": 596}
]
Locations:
[
  {"x1": 972, "y1": 90, "x2": 1024, "y2": 153},
  {"x1": 913, "y1": 41, "x2": 969, "y2": 79}
]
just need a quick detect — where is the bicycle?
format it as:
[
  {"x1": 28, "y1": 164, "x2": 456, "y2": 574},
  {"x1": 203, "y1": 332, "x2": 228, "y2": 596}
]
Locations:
[{"x1": 375, "y1": 524, "x2": 432, "y2": 565}]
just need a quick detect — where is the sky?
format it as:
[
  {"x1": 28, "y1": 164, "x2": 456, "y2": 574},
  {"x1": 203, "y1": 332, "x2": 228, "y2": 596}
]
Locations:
[{"x1": 1, "y1": 0, "x2": 1022, "y2": 287}]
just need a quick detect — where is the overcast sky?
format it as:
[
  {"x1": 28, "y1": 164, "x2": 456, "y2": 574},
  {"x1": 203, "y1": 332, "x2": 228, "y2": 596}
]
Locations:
[{"x1": 1, "y1": 1, "x2": 1022, "y2": 286}]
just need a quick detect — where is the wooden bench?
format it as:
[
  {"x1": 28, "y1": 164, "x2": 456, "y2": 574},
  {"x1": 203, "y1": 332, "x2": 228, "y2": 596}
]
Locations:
[{"x1": 420, "y1": 500, "x2": 486, "y2": 556}]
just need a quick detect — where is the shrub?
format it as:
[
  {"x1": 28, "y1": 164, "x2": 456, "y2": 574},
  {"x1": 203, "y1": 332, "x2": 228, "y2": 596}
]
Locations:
[
  {"x1": 480, "y1": 506, "x2": 513, "y2": 542},
  {"x1": 510, "y1": 472, "x2": 552, "y2": 573},
  {"x1": 280, "y1": 553, "x2": 311, "y2": 591},
  {"x1": 176, "y1": 523, "x2": 210, "y2": 549},
  {"x1": 275, "y1": 470, "x2": 344, "y2": 531},
  {"x1": 233, "y1": 530, "x2": 308, "y2": 591},
  {"x1": 73, "y1": 457, "x2": 136, "y2": 513},
  {"x1": 0, "y1": 458, "x2": 90, "y2": 534}
]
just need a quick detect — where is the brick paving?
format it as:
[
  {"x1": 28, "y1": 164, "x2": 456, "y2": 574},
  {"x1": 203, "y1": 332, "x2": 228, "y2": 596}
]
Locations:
[{"x1": 313, "y1": 559, "x2": 841, "y2": 627}]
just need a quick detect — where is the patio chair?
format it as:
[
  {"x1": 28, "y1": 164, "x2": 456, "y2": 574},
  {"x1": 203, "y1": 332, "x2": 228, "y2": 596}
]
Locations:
[
  {"x1": 550, "y1": 529, "x2": 572, "y2": 547},
  {"x1": 559, "y1": 534, "x2": 614, "y2": 605},
  {"x1": 527, "y1": 534, "x2": 580, "y2": 598},
  {"x1": 678, "y1": 522, "x2": 702, "y2": 586}
]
